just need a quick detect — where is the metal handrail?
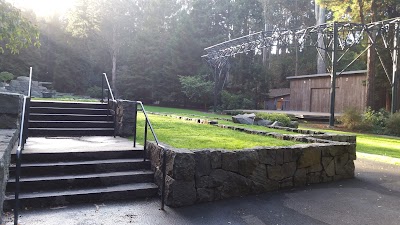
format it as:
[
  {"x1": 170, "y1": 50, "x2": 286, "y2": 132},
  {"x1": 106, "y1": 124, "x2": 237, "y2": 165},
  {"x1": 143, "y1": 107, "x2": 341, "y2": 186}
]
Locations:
[
  {"x1": 14, "y1": 67, "x2": 33, "y2": 225},
  {"x1": 102, "y1": 73, "x2": 117, "y2": 137},
  {"x1": 135, "y1": 101, "x2": 167, "y2": 210}
]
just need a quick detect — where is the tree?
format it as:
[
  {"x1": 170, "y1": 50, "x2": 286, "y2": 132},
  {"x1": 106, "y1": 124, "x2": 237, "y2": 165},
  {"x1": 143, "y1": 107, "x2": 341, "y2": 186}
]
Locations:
[
  {"x1": 317, "y1": 0, "x2": 398, "y2": 110},
  {"x1": 0, "y1": 0, "x2": 40, "y2": 54},
  {"x1": 179, "y1": 75, "x2": 213, "y2": 109}
]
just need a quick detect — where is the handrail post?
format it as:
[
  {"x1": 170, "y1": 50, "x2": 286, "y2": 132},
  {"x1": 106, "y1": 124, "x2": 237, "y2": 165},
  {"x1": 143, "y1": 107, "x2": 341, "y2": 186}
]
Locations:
[
  {"x1": 143, "y1": 119, "x2": 148, "y2": 161},
  {"x1": 101, "y1": 74, "x2": 104, "y2": 103},
  {"x1": 133, "y1": 102, "x2": 138, "y2": 147},
  {"x1": 113, "y1": 101, "x2": 117, "y2": 138},
  {"x1": 161, "y1": 148, "x2": 166, "y2": 210}
]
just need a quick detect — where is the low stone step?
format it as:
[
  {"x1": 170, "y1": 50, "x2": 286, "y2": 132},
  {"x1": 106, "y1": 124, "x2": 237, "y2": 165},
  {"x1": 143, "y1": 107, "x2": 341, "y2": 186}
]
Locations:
[
  {"x1": 6, "y1": 170, "x2": 154, "y2": 192},
  {"x1": 11, "y1": 150, "x2": 143, "y2": 163},
  {"x1": 9, "y1": 159, "x2": 150, "y2": 177},
  {"x1": 31, "y1": 100, "x2": 108, "y2": 109},
  {"x1": 4, "y1": 183, "x2": 158, "y2": 210},
  {"x1": 28, "y1": 128, "x2": 114, "y2": 137},
  {"x1": 29, "y1": 121, "x2": 114, "y2": 129},
  {"x1": 29, "y1": 113, "x2": 113, "y2": 122},
  {"x1": 30, "y1": 107, "x2": 110, "y2": 115}
]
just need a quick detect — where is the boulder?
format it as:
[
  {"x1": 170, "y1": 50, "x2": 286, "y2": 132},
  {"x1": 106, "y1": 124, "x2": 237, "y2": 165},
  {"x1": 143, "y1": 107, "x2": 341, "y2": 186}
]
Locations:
[
  {"x1": 271, "y1": 121, "x2": 284, "y2": 127},
  {"x1": 232, "y1": 113, "x2": 255, "y2": 125},
  {"x1": 289, "y1": 121, "x2": 299, "y2": 128},
  {"x1": 255, "y1": 119, "x2": 273, "y2": 126}
]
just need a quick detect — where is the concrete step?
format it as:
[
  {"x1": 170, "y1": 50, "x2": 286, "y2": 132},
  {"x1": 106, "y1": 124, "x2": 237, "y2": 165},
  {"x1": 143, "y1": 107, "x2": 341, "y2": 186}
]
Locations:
[
  {"x1": 9, "y1": 159, "x2": 150, "y2": 177},
  {"x1": 4, "y1": 183, "x2": 158, "y2": 210},
  {"x1": 11, "y1": 150, "x2": 143, "y2": 163},
  {"x1": 30, "y1": 107, "x2": 110, "y2": 115},
  {"x1": 29, "y1": 113, "x2": 113, "y2": 122},
  {"x1": 31, "y1": 100, "x2": 108, "y2": 109},
  {"x1": 28, "y1": 128, "x2": 114, "y2": 137},
  {"x1": 29, "y1": 121, "x2": 114, "y2": 129},
  {"x1": 6, "y1": 170, "x2": 154, "y2": 192}
]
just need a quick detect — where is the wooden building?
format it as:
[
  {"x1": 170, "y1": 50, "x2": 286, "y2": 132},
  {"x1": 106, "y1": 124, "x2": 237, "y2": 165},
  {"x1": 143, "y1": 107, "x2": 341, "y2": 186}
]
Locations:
[
  {"x1": 287, "y1": 70, "x2": 367, "y2": 113},
  {"x1": 264, "y1": 88, "x2": 290, "y2": 110}
]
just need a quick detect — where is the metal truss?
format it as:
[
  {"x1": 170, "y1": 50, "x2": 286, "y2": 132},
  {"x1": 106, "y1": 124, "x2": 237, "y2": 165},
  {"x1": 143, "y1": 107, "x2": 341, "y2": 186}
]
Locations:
[{"x1": 203, "y1": 17, "x2": 400, "y2": 125}]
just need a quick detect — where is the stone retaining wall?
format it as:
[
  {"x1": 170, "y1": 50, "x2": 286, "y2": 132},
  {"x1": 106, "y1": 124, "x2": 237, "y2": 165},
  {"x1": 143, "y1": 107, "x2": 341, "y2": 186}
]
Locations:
[
  {"x1": 146, "y1": 140, "x2": 356, "y2": 207},
  {"x1": 0, "y1": 129, "x2": 18, "y2": 221},
  {"x1": 0, "y1": 92, "x2": 23, "y2": 129}
]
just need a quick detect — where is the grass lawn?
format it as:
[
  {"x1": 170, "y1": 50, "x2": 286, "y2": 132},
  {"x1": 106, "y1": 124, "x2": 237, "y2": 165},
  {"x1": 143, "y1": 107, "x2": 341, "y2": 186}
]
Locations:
[
  {"x1": 144, "y1": 106, "x2": 295, "y2": 135},
  {"x1": 136, "y1": 114, "x2": 298, "y2": 150},
  {"x1": 144, "y1": 105, "x2": 232, "y2": 119},
  {"x1": 300, "y1": 124, "x2": 400, "y2": 159}
]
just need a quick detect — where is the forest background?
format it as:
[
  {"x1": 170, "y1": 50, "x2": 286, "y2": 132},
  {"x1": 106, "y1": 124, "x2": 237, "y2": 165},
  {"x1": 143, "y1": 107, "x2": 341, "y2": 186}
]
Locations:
[{"x1": 1, "y1": 0, "x2": 399, "y2": 110}]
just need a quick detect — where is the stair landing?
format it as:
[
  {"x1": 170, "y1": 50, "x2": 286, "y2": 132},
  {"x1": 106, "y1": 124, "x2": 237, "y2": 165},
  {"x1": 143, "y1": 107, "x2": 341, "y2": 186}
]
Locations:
[{"x1": 14, "y1": 136, "x2": 142, "y2": 154}]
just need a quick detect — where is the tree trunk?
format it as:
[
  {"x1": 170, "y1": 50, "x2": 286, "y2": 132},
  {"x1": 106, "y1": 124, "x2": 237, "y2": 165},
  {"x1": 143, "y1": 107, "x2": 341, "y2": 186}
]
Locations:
[
  {"x1": 111, "y1": 25, "x2": 118, "y2": 98},
  {"x1": 316, "y1": 4, "x2": 326, "y2": 74},
  {"x1": 365, "y1": 0, "x2": 377, "y2": 110}
]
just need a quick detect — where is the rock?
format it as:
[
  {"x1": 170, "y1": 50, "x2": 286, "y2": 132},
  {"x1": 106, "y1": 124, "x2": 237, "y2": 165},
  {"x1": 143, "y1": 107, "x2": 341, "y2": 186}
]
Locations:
[
  {"x1": 289, "y1": 121, "x2": 299, "y2": 128},
  {"x1": 165, "y1": 178, "x2": 197, "y2": 207},
  {"x1": 267, "y1": 162, "x2": 296, "y2": 181},
  {"x1": 255, "y1": 119, "x2": 273, "y2": 126},
  {"x1": 294, "y1": 168, "x2": 307, "y2": 186},
  {"x1": 237, "y1": 151, "x2": 259, "y2": 177},
  {"x1": 172, "y1": 151, "x2": 196, "y2": 181},
  {"x1": 210, "y1": 151, "x2": 222, "y2": 169},
  {"x1": 271, "y1": 121, "x2": 284, "y2": 127},
  {"x1": 197, "y1": 188, "x2": 215, "y2": 202},
  {"x1": 307, "y1": 172, "x2": 321, "y2": 184},
  {"x1": 221, "y1": 151, "x2": 238, "y2": 172},
  {"x1": 322, "y1": 157, "x2": 335, "y2": 177},
  {"x1": 232, "y1": 113, "x2": 256, "y2": 125},
  {"x1": 196, "y1": 175, "x2": 217, "y2": 188},
  {"x1": 257, "y1": 149, "x2": 276, "y2": 165},
  {"x1": 115, "y1": 100, "x2": 137, "y2": 137},
  {"x1": 297, "y1": 147, "x2": 321, "y2": 168},
  {"x1": 194, "y1": 151, "x2": 212, "y2": 177},
  {"x1": 280, "y1": 177, "x2": 293, "y2": 188},
  {"x1": 0, "y1": 92, "x2": 22, "y2": 114},
  {"x1": 334, "y1": 153, "x2": 349, "y2": 175},
  {"x1": 211, "y1": 169, "x2": 252, "y2": 199},
  {"x1": 0, "y1": 115, "x2": 18, "y2": 129}
]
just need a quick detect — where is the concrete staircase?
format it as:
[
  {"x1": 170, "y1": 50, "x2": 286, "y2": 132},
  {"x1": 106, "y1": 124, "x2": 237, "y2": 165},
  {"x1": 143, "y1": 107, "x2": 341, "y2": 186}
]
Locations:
[
  {"x1": 4, "y1": 148, "x2": 157, "y2": 209},
  {"x1": 4, "y1": 100, "x2": 158, "y2": 210},
  {"x1": 28, "y1": 100, "x2": 115, "y2": 136}
]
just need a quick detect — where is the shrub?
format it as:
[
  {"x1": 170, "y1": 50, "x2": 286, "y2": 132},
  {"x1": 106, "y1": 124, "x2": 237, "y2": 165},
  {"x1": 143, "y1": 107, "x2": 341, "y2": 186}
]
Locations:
[
  {"x1": 255, "y1": 112, "x2": 291, "y2": 126},
  {"x1": 221, "y1": 91, "x2": 253, "y2": 110},
  {"x1": 339, "y1": 107, "x2": 362, "y2": 130},
  {"x1": 386, "y1": 113, "x2": 400, "y2": 136},
  {"x1": 360, "y1": 108, "x2": 389, "y2": 134},
  {"x1": 87, "y1": 86, "x2": 102, "y2": 98},
  {"x1": 0, "y1": 71, "x2": 14, "y2": 82}
]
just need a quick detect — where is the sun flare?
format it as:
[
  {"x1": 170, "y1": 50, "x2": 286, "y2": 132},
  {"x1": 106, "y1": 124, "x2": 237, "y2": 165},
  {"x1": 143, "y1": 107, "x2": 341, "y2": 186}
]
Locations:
[{"x1": 6, "y1": 0, "x2": 77, "y2": 18}]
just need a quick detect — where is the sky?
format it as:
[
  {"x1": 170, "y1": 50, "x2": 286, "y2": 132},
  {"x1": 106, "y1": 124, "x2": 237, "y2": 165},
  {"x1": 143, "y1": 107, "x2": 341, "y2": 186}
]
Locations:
[{"x1": 6, "y1": 0, "x2": 77, "y2": 18}]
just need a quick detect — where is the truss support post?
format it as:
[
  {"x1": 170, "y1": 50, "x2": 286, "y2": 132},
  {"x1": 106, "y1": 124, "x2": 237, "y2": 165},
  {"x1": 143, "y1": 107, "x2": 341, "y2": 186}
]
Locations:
[
  {"x1": 392, "y1": 23, "x2": 399, "y2": 114},
  {"x1": 213, "y1": 66, "x2": 218, "y2": 112},
  {"x1": 329, "y1": 22, "x2": 338, "y2": 127}
]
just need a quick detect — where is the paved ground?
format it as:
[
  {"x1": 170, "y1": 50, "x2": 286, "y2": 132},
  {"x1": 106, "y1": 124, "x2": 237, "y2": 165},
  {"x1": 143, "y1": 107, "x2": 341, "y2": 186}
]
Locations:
[
  {"x1": 3, "y1": 154, "x2": 400, "y2": 225},
  {"x1": 13, "y1": 137, "x2": 142, "y2": 154}
]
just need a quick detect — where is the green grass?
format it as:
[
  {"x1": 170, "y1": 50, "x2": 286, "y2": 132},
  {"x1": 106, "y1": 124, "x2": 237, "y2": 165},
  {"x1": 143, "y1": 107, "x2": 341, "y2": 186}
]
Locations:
[
  {"x1": 136, "y1": 114, "x2": 298, "y2": 150},
  {"x1": 144, "y1": 105, "x2": 232, "y2": 119},
  {"x1": 144, "y1": 106, "x2": 296, "y2": 135},
  {"x1": 300, "y1": 124, "x2": 400, "y2": 159}
]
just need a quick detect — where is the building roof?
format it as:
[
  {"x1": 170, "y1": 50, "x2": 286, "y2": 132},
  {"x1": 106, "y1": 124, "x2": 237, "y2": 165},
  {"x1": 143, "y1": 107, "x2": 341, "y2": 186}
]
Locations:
[
  {"x1": 268, "y1": 88, "x2": 290, "y2": 98},
  {"x1": 286, "y1": 70, "x2": 367, "y2": 80}
]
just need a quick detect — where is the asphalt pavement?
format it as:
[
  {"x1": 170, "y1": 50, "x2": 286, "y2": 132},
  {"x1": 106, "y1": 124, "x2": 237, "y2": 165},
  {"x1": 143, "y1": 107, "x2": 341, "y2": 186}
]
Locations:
[{"x1": 3, "y1": 153, "x2": 400, "y2": 225}]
